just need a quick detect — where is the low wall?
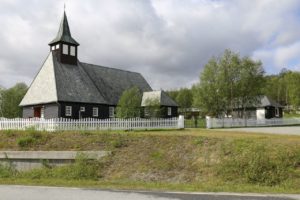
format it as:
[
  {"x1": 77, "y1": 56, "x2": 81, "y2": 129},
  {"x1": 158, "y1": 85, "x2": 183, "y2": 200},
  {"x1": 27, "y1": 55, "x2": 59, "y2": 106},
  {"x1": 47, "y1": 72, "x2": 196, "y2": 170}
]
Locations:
[{"x1": 0, "y1": 151, "x2": 110, "y2": 171}]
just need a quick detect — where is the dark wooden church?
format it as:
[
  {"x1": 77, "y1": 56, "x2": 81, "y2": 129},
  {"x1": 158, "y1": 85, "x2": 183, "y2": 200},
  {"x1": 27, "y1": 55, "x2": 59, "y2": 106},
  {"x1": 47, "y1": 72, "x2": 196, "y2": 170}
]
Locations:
[{"x1": 20, "y1": 11, "x2": 178, "y2": 119}]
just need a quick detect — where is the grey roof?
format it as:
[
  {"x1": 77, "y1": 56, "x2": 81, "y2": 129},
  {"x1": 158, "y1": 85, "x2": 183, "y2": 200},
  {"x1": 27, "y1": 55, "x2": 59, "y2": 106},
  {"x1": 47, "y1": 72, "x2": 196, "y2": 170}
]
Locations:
[
  {"x1": 53, "y1": 58, "x2": 107, "y2": 104},
  {"x1": 141, "y1": 91, "x2": 178, "y2": 107},
  {"x1": 81, "y1": 63, "x2": 152, "y2": 105},
  {"x1": 49, "y1": 11, "x2": 79, "y2": 46},
  {"x1": 20, "y1": 52, "x2": 152, "y2": 106},
  {"x1": 233, "y1": 95, "x2": 283, "y2": 109},
  {"x1": 255, "y1": 95, "x2": 283, "y2": 108}
]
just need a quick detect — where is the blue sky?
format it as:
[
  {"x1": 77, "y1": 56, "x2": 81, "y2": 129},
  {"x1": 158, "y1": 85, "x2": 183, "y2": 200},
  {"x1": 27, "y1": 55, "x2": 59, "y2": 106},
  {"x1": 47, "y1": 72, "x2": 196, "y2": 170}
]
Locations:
[{"x1": 0, "y1": 0, "x2": 300, "y2": 90}]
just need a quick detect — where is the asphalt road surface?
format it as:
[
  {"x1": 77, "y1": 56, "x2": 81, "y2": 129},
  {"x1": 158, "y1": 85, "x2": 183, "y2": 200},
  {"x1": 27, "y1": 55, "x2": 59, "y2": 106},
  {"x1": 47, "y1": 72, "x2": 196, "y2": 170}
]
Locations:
[
  {"x1": 218, "y1": 126, "x2": 300, "y2": 135},
  {"x1": 0, "y1": 185, "x2": 299, "y2": 200}
]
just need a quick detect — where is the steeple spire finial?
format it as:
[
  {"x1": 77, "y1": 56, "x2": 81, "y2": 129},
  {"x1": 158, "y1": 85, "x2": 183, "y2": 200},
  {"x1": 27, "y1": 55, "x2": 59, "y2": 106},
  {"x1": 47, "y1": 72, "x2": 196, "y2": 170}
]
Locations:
[{"x1": 49, "y1": 10, "x2": 79, "y2": 46}]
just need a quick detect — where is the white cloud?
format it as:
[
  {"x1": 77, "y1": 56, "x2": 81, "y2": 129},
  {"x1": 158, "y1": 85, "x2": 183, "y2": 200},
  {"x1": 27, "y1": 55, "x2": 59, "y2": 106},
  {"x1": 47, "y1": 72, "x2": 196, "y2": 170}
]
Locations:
[{"x1": 0, "y1": 0, "x2": 300, "y2": 90}]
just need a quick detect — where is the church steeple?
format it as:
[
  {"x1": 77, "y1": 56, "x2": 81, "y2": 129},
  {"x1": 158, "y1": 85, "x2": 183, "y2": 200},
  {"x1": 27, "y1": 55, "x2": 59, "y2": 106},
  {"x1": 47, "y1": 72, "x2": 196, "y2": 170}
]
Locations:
[{"x1": 49, "y1": 11, "x2": 79, "y2": 65}]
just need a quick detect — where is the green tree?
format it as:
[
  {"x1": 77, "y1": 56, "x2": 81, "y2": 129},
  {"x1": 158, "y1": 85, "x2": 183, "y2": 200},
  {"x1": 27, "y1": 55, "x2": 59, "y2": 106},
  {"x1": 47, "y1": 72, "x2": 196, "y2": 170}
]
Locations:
[
  {"x1": 193, "y1": 49, "x2": 264, "y2": 118},
  {"x1": 116, "y1": 87, "x2": 142, "y2": 118},
  {"x1": 2, "y1": 83, "x2": 28, "y2": 118},
  {"x1": 284, "y1": 71, "x2": 300, "y2": 110},
  {"x1": 143, "y1": 98, "x2": 162, "y2": 118},
  {"x1": 176, "y1": 88, "x2": 193, "y2": 116},
  {"x1": 166, "y1": 90, "x2": 179, "y2": 101},
  {"x1": 263, "y1": 69, "x2": 300, "y2": 112}
]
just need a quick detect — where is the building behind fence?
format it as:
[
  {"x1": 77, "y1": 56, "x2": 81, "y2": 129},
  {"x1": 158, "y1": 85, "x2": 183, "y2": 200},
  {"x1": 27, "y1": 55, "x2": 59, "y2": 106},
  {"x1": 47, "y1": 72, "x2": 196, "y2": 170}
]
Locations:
[
  {"x1": 206, "y1": 116, "x2": 300, "y2": 128},
  {"x1": 0, "y1": 116, "x2": 184, "y2": 132}
]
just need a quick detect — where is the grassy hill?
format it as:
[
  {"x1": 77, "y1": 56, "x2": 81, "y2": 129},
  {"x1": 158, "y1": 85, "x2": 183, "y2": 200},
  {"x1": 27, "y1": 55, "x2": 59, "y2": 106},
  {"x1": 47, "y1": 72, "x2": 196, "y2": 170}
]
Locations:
[{"x1": 0, "y1": 129, "x2": 300, "y2": 193}]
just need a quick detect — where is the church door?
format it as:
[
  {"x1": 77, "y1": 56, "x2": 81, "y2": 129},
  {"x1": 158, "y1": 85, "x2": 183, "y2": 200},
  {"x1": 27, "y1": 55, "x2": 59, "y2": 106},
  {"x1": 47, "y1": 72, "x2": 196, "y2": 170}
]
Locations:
[{"x1": 34, "y1": 107, "x2": 41, "y2": 118}]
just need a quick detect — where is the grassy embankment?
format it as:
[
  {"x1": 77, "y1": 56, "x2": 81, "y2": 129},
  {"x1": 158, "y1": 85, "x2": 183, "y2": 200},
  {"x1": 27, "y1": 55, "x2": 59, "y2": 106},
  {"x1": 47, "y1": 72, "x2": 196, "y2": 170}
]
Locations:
[{"x1": 0, "y1": 128, "x2": 300, "y2": 194}]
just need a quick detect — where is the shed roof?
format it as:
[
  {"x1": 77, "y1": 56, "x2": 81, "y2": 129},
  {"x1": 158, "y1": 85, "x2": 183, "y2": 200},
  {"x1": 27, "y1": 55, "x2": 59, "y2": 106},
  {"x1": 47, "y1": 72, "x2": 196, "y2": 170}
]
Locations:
[
  {"x1": 141, "y1": 91, "x2": 178, "y2": 107},
  {"x1": 255, "y1": 95, "x2": 283, "y2": 108}
]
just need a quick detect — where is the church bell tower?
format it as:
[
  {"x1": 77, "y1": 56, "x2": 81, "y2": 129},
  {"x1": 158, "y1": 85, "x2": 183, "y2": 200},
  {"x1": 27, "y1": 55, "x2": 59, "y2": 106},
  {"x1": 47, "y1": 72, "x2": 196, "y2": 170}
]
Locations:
[{"x1": 49, "y1": 11, "x2": 79, "y2": 65}]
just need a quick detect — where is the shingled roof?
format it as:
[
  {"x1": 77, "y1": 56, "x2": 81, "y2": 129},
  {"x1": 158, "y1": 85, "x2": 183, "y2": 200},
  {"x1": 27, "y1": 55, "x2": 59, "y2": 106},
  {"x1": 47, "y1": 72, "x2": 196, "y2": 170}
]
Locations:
[
  {"x1": 49, "y1": 11, "x2": 79, "y2": 46},
  {"x1": 20, "y1": 52, "x2": 152, "y2": 106}
]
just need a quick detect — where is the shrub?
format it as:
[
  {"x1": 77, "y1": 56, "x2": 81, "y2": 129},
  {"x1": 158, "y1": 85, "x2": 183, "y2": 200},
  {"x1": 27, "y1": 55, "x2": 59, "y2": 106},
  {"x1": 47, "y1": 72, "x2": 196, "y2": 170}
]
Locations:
[
  {"x1": 217, "y1": 140, "x2": 299, "y2": 186},
  {"x1": 3, "y1": 130, "x2": 15, "y2": 137},
  {"x1": 17, "y1": 136, "x2": 35, "y2": 148},
  {"x1": 20, "y1": 153, "x2": 102, "y2": 180},
  {"x1": 0, "y1": 163, "x2": 17, "y2": 178}
]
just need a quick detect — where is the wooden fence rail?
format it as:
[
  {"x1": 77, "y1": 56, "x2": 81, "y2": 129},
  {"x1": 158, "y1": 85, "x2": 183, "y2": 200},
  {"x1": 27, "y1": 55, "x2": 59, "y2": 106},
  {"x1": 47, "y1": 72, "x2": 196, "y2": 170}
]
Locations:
[{"x1": 0, "y1": 117, "x2": 184, "y2": 131}]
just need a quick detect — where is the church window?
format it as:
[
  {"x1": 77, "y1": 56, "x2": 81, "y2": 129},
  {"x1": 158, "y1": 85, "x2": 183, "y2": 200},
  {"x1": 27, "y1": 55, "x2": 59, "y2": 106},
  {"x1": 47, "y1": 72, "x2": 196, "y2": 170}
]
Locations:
[
  {"x1": 109, "y1": 107, "x2": 115, "y2": 118},
  {"x1": 65, "y1": 106, "x2": 72, "y2": 116},
  {"x1": 70, "y1": 46, "x2": 76, "y2": 56},
  {"x1": 167, "y1": 107, "x2": 172, "y2": 116},
  {"x1": 93, "y1": 107, "x2": 99, "y2": 117},
  {"x1": 63, "y1": 44, "x2": 69, "y2": 55}
]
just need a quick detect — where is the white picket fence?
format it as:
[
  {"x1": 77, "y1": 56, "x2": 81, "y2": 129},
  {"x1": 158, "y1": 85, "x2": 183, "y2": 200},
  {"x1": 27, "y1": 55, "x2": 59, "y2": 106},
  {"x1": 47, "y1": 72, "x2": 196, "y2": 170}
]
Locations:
[
  {"x1": 206, "y1": 117, "x2": 300, "y2": 128},
  {"x1": 0, "y1": 117, "x2": 184, "y2": 132}
]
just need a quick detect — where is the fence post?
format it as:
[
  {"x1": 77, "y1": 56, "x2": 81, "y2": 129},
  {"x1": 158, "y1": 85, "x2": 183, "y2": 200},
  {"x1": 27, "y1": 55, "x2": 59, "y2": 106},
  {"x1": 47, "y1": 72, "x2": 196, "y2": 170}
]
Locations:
[
  {"x1": 178, "y1": 115, "x2": 184, "y2": 129},
  {"x1": 206, "y1": 116, "x2": 212, "y2": 129}
]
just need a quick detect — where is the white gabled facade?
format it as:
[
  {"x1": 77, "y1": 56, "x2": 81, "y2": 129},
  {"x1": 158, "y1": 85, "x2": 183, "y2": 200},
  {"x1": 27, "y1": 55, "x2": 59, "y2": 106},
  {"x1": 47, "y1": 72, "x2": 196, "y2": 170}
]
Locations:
[{"x1": 20, "y1": 53, "x2": 58, "y2": 106}]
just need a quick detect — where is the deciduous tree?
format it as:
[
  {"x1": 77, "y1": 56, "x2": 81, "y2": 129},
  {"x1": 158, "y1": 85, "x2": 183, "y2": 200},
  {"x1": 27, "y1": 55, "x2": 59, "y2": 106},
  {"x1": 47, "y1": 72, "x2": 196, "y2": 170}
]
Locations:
[{"x1": 116, "y1": 87, "x2": 142, "y2": 118}]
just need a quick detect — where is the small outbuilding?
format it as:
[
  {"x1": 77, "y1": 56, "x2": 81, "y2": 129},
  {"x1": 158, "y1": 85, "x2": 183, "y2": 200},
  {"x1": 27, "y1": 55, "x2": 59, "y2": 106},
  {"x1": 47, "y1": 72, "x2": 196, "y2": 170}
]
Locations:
[
  {"x1": 141, "y1": 91, "x2": 178, "y2": 118},
  {"x1": 232, "y1": 96, "x2": 283, "y2": 120}
]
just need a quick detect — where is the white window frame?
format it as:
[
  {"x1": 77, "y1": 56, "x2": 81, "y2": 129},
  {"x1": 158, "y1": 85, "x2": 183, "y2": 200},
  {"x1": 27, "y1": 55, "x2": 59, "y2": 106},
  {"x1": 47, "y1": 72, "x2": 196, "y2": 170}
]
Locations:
[
  {"x1": 144, "y1": 107, "x2": 149, "y2": 117},
  {"x1": 167, "y1": 107, "x2": 172, "y2": 116},
  {"x1": 275, "y1": 107, "x2": 279, "y2": 117},
  {"x1": 70, "y1": 46, "x2": 76, "y2": 56},
  {"x1": 41, "y1": 107, "x2": 45, "y2": 119},
  {"x1": 63, "y1": 44, "x2": 69, "y2": 55},
  {"x1": 51, "y1": 46, "x2": 55, "y2": 50},
  {"x1": 80, "y1": 107, "x2": 85, "y2": 112},
  {"x1": 109, "y1": 107, "x2": 115, "y2": 118},
  {"x1": 65, "y1": 106, "x2": 72, "y2": 116},
  {"x1": 93, "y1": 107, "x2": 99, "y2": 117},
  {"x1": 56, "y1": 44, "x2": 60, "y2": 49}
]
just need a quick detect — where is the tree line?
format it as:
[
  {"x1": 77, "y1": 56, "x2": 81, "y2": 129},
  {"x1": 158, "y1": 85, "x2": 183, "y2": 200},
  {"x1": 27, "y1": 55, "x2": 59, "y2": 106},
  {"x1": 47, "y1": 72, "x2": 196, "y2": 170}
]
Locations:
[
  {"x1": 167, "y1": 50, "x2": 300, "y2": 118},
  {"x1": 0, "y1": 83, "x2": 28, "y2": 118},
  {"x1": 2, "y1": 49, "x2": 300, "y2": 119}
]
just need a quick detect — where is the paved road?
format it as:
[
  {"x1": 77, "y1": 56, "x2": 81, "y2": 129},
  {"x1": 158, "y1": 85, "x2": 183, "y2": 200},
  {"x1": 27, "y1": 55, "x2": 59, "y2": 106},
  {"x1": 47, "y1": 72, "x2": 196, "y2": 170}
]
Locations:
[
  {"x1": 0, "y1": 185, "x2": 299, "y2": 200},
  {"x1": 218, "y1": 126, "x2": 300, "y2": 135}
]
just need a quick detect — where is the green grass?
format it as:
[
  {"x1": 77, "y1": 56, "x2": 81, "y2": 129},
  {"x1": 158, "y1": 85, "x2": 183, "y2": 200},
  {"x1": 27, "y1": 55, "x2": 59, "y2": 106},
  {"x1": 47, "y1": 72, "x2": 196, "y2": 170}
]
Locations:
[
  {"x1": 0, "y1": 129, "x2": 300, "y2": 193},
  {"x1": 184, "y1": 118, "x2": 206, "y2": 128},
  {"x1": 283, "y1": 112, "x2": 300, "y2": 118}
]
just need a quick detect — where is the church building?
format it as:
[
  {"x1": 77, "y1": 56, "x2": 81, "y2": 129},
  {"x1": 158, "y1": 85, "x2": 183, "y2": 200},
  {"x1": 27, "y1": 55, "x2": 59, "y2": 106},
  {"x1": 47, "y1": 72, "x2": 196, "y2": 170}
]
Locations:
[{"x1": 19, "y1": 11, "x2": 178, "y2": 119}]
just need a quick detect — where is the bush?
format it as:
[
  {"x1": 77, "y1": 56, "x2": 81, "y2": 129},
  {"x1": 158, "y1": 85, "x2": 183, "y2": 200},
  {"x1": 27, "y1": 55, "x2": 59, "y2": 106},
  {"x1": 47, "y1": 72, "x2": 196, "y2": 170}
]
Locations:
[
  {"x1": 17, "y1": 136, "x2": 35, "y2": 147},
  {"x1": 218, "y1": 140, "x2": 300, "y2": 186},
  {"x1": 0, "y1": 163, "x2": 17, "y2": 178},
  {"x1": 20, "y1": 153, "x2": 102, "y2": 180},
  {"x1": 54, "y1": 154, "x2": 101, "y2": 180},
  {"x1": 16, "y1": 129, "x2": 43, "y2": 148}
]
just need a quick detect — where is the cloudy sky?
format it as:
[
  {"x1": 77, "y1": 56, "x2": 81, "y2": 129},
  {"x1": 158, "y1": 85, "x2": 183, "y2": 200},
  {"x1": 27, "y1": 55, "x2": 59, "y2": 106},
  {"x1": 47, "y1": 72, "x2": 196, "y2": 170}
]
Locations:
[{"x1": 0, "y1": 0, "x2": 300, "y2": 90}]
